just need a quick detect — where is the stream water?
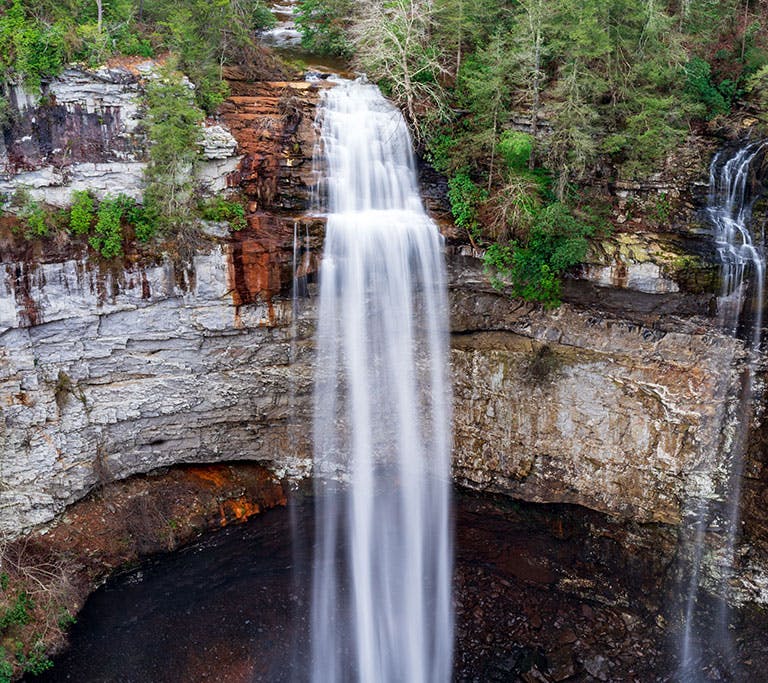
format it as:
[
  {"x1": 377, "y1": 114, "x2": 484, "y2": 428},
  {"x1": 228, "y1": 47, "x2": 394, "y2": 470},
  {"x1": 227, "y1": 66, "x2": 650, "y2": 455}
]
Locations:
[
  {"x1": 28, "y1": 496, "x2": 699, "y2": 683},
  {"x1": 678, "y1": 140, "x2": 767, "y2": 681},
  {"x1": 310, "y1": 78, "x2": 453, "y2": 683}
]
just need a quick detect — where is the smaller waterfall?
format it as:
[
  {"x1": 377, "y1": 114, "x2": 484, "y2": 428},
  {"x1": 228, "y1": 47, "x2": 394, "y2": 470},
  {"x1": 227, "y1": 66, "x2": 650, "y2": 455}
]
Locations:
[
  {"x1": 310, "y1": 79, "x2": 453, "y2": 682},
  {"x1": 708, "y1": 140, "x2": 767, "y2": 341},
  {"x1": 679, "y1": 140, "x2": 766, "y2": 681}
]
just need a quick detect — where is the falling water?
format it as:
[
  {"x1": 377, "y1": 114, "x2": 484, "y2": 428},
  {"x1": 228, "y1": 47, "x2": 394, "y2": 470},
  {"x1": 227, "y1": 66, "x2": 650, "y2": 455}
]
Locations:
[
  {"x1": 679, "y1": 140, "x2": 766, "y2": 681},
  {"x1": 310, "y1": 78, "x2": 453, "y2": 682}
]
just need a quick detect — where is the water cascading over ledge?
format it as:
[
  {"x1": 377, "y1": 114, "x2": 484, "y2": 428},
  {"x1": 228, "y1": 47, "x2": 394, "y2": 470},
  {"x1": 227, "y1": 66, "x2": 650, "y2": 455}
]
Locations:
[
  {"x1": 678, "y1": 139, "x2": 767, "y2": 681},
  {"x1": 310, "y1": 78, "x2": 453, "y2": 682}
]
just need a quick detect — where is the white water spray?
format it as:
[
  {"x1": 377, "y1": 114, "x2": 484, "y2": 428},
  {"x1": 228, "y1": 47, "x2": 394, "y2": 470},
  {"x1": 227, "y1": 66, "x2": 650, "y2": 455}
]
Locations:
[
  {"x1": 310, "y1": 78, "x2": 453, "y2": 682},
  {"x1": 679, "y1": 140, "x2": 766, "y2": 681}
]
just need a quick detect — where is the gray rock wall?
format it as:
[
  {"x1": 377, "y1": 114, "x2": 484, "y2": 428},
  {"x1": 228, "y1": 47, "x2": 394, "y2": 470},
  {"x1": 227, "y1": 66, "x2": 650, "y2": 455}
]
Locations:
[
  {"x1": 0, "y1": 245, "x2": 313, "y2": 535},
  {"x1": 0, "y1": 66, "x2": 240, "y2": 206}
]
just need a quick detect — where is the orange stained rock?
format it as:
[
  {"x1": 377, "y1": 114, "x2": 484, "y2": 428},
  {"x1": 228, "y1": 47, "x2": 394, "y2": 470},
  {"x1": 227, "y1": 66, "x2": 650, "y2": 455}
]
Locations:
[
  {"x1": 187, "y1": 465, "x2": 229, "y2": 489},
  {"x1": 219, "y1": 498, "x2": 262, "y2": 526}
]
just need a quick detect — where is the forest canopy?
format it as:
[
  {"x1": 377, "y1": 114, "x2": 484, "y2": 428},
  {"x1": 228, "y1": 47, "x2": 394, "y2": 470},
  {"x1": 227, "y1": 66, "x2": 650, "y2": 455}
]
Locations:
[
  {"x1": 0, "y1": 0, "x2": 275, "y2": 111},
  {"x1": 295, "y1": 0, "x2": 768, "y2": 303}
]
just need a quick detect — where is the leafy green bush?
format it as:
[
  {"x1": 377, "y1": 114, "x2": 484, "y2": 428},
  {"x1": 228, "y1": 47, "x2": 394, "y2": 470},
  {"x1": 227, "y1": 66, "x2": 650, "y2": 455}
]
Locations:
[
  {"x1": 0, "y1": 649, "x2": 12, "y2": 683},
  {"x1": 447, "y1": 172, "x2": 488, "y2": 242},
  {"x1": 69, "y1": 190, "x2": 95, "y2": 234},
  {"x1": 484, "y1": 202, "x2": 598, "y2": 307},
  {"x1": 127, "y1": 201, "x2": 159, "y2": 243},
  {"x1": 0, "y1": 0, "x2": 67, "y2": 87},
  {"x1": 16, "y1": 196, "x2": 50, "y2": 239},
  {"x1": 0, "y1": 591, "x2": 33, "y2": 630},
  {"x1": 14, "y1": 643, "x2": 53, "y2": 676},
  {"x1": 199, "y1": 197, "x2": 247, "y2": 231},
  {"x1": 685, "y1": 57, "x2": 733, "y2": 119},
  {"x1": 497, "y1": 131, "x2": 533, "y2": 172},
  {"x1": 89, "y1": 196, "x2": 127, "y2": 258}
]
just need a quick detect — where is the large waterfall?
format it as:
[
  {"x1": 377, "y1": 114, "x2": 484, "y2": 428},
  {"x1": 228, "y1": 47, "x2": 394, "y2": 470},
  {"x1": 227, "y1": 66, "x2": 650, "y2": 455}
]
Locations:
[
  {"x1": 679, "y1": 140, "x2": 766, "y2": 681},
  {"x1": 310, "y1": 78, "x2": 453, "y2": 682}
]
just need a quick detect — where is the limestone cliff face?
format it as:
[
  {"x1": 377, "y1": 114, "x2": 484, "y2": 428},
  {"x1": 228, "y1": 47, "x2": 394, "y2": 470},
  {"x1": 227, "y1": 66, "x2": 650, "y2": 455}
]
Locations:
[
  {"x1": 0, "y1": 64, "x2": 240, "y2": 205},
  {"x1": 0, "y1": 243, "x2": 313, "y2": 534},
  {"x1": 2, "y1": 68, "x2": 767, "y2": 609},
  {"x1": 1, "y1": 244, "x2": 743, "y2": 534}
]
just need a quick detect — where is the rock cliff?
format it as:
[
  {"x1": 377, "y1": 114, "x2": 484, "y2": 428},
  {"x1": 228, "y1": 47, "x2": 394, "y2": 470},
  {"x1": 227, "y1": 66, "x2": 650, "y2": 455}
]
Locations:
[
  {"x1": 0, "y1": 63, "x2": 240, "y2": 205},
  {"x1": 1, "y1": 66, "x2": 767, "y2": 610}
]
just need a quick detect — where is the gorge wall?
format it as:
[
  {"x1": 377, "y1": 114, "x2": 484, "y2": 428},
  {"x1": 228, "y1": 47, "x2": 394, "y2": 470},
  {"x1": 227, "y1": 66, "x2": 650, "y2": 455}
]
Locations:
[{"x1": 2, "y1": 67, "x2": 767, "y2": 607}]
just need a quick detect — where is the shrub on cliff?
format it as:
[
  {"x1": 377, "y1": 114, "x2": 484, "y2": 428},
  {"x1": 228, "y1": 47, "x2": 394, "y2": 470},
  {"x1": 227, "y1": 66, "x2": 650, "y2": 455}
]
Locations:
[
  {"x1": 484, "y1": 202, "x2": 599, "y2": 307},
  {"x1": 69, "y1": 190, "x2": 95, "y2": 235},
  {"x1": 143, "y1": 64, "x2": 204, "y2": 232},
  {"x1": 89, "y1": 195, "x2": 130, "y2": 258}
]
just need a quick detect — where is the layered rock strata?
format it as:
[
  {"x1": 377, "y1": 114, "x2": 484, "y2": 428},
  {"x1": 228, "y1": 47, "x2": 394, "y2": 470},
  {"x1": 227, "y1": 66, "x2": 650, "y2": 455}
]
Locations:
[{"x1": 0, "y1": 64, "x2": 240, "y2": 204}]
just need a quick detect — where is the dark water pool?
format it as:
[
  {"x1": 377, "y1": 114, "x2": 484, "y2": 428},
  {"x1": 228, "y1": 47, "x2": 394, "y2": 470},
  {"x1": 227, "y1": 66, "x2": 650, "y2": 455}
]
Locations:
[{"x1": 26, "y1": 494, "x2": 768, "y2": 682}]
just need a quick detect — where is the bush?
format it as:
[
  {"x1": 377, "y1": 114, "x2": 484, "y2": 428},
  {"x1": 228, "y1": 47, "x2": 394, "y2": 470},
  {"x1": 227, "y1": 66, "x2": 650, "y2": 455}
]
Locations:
[
  {"x1": 69, "y1": 190, "x2": 95, "y2": 234},
  {"x1": 13, "y1": 192, "x2": 51, "y2": 239},
  {"x1": 199, "y1": 196, "x2": 247, "y2": 231},
  {"x1": 0, "y1": 591, "x2": 32, "y2": 630},
  {"x1": 685, "y1": 57, "x2": 733, "y2": 119},
  {"x1": 484, "y1": 202, "x2": 598, "y2": 307},
  {"x1": 127, "y1": 201, "x2": 159, "y2": 243},
  {"x1": 497, "y1": 131, "x2": 533, "y2": 172},
  {"x1": 447, "y1": 172, "x2": 488, "y2": 242},
  {"x1": 89, "y1": 196, "x2": 128, "y2": 258},
  {"x1": 0, "y1": 650, "x2": 12, "y2": 683}
]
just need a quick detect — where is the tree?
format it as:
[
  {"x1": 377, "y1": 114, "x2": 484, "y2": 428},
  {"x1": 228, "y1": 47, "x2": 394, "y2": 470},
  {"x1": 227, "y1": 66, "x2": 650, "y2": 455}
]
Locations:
[
  {"x1": 351, "y1": 0, "x2": 450, "y2": 137},
  {"x1": 458, "y1": 30, "x2": 520, "y2": 189},
  {"x1": 143, "y1": 63, "x2": 203, "y2": 229}
]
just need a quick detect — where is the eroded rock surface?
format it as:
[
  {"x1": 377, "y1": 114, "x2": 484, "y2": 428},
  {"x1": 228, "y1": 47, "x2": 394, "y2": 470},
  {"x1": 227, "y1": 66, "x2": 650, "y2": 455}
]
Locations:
[{"x1": 0, "y1": 65, "x2": 240, "y2": 204}]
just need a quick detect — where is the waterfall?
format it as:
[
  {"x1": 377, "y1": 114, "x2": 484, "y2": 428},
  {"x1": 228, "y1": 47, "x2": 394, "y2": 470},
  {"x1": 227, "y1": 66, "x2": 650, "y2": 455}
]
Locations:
[
  {"x1": 309, "y1": 78, "x2": 453, "y2": 682},
  {"x1": 678, "y1": 140, "x2": 766, "y2": 681}
]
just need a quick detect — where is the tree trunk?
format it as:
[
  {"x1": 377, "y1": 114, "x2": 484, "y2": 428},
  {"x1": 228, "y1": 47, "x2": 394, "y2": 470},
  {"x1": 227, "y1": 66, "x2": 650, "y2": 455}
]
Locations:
[
  {"x1": 529, "y1": 17, "x2": 541, "y2": 170},
  {"x1": 488, "y1": 106, "x2": 497, "y2": 193},
  {"x1": 741, "y1": 0, "x2": 750, "y2": 62},
  {"x1": 456, "y1": 0, "x2": 463, "y2": 77},
  {"x1": 96, "y1": 0, "x2": 103, "y2": 34}
]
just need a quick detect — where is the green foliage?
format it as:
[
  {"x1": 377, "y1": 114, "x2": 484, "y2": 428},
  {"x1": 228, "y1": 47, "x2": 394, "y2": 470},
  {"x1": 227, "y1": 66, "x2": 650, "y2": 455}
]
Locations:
[
  {"x1": 56, "y1": 609, "x2": 76, "y2": 630},
  {"x1": 14, "y1": 642, "x2": 53, "y2": 676},
  {"x1": 685, "y1": 57, "x2": 734, "y2": 119},
  {"x1": 0, "y1": 591, "x2": 33, "y2": 630},
  {"x1": 746, "y1": 65, "x2": 768, "y2": 124},
  {"x1": 447, "y1": 172, "x2": 487, "y2": 241},
  {"x1": 0, "y1": 575, "x2": 8, "y2": 592},
  {"x1": 18, "y1": 196, "x2": 50, "y2": 239},
  {"x1": 484, "y1": 202, "x2": 598, "y2": 307},
  {"x1": 0, "y1": 0, "x2": 66, "y2": 87},
  {"x1": 497, "y1": 131, "x2": 533, "y2": 172},
  {"x1": 0, "y1": 0, "x2": 274, "y2": 114},
  {"x1": 143, "y1": 65, "x2": 204, "y2": 230},
  {"x1": 0, "y1": 96, "x2": 13, "y2": 129},
  {"x1": 89, "y1": 196, "x2": 128, "y2": 258},
  {"x1": 127, "y1": 202, "x2": 159, "y2": 243},
  {"x1": 199, "y1": 196, "x2": 247, "y2": 231},
  {"x1": 0, "y1": 649, "x2": 12, "y2": 683},
  {"x1": 295, "y1": 0, "x2": 353, "y2": 56},
  {"x1": 69, "y1": 190, "x2": 95, "y2": 235}
]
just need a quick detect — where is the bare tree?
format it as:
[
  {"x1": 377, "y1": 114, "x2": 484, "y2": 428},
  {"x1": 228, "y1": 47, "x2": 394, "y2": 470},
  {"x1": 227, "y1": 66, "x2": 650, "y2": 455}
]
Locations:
[{"x1": 350, "y1": 0, "x2": 451, "y2": 138}]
